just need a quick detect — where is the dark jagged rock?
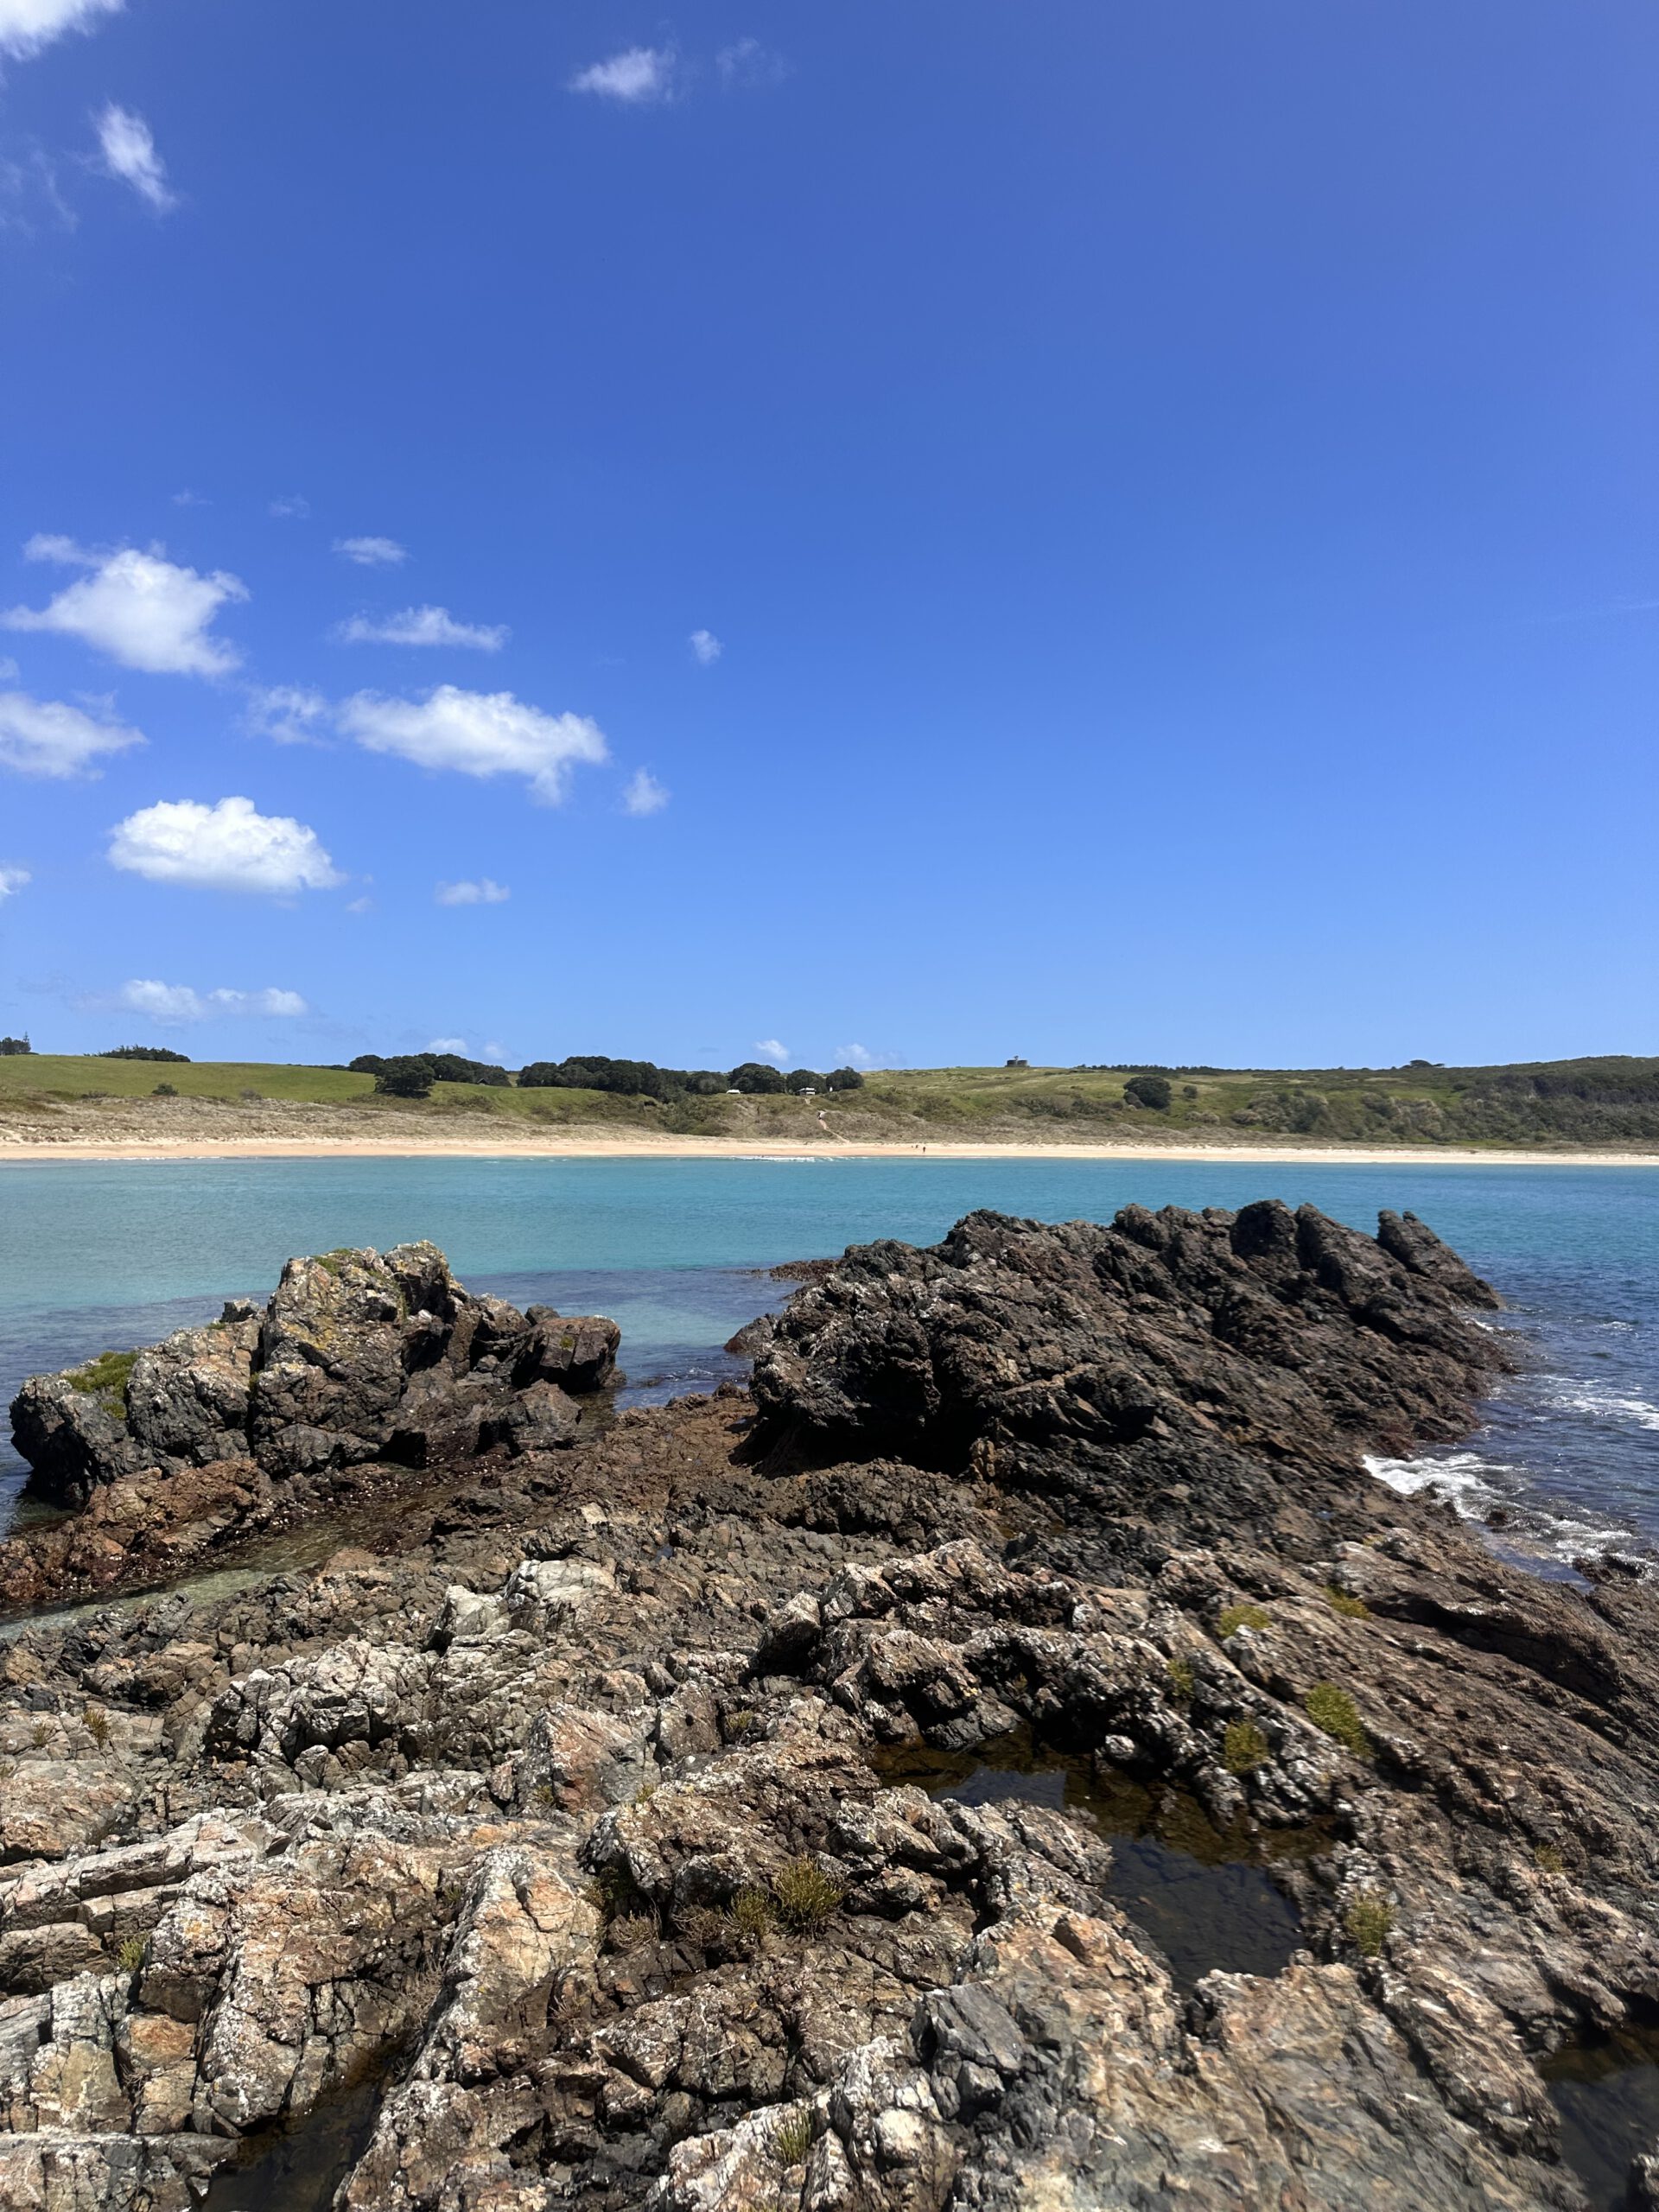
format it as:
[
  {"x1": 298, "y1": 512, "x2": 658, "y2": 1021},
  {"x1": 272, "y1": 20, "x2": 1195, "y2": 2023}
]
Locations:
[
  {"x1": 3, "y1": 1246, "x2": 619, "y2": 1600},
  {"x1": 6, "y1": 1206, "x2": 1659, "y2": 2212},
  {"x1": 749, "y1": 1201, "x2": 1509, "y2": 1568}
]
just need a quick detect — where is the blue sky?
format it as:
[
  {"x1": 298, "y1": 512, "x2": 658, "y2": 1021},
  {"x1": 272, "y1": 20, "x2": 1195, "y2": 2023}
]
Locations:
[{"x1": 0, "y1": 0, "x2": 1652, "y2": 1073}]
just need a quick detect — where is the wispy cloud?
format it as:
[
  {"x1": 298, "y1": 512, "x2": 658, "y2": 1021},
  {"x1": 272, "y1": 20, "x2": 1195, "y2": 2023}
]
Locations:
[
  {"x1": 623, "y1": 766, "x2": 669, "y2": 817},
  {"x1": 716, "y1": 37, "x2": 790, "y2": 90},
  {"x1": 429, "y1": 1034, "x2": 468, "y2": 1053},
  {"x1": 569, "y1": 45, "x2": 678, "y2": 104},
  {"x1": 338, "y1": 605, "x2": 507, "y2": 652},
  {"x1": 5, "y1": 537, "x2": 245, "y2": 676},
  {"x1": 688, "y1": 627, "x2": 722, "y2": 665},
  {"x1": 114, "y1": 978, "x2": 309, "y2": 1025},
  {"x1": 108, "y1": 796, "x2": 342, "y2": 894},
  {"x1": 0, "y1": 864, "x2": 30, "y2": 899},
  {"x1": 0, "y1": 0, "x2": 123, "y2": 63},
  {"x1": 334, "y1": 535, "x2": 406, "y2": 568},
  {"x1": 93, "y1": 105, "x2": 175, "y2": 212},
  {"x1": 435, "y1": 877, "x2": 509, "y2": 906},
  {"x1": 269, "y1": 494, "x2": 310, "y2": 520},
  {"x1": 836, "y1": 1042, "x2": 879, "y2": 1069},
  {"x1": 0, "y1": 690, "x2": 143, "y2": 777},
  {"x1": 755, "y1": 1038, "x2": 790, "y2": 1065},
  {"x1": 338, "y1": 684, "x2": 607, "y2": 804},
  {"x1": 245, "y1": 684, "x2": 329, "y2": 746},
  {"x1": 170, "y1": 488, "x2": 209, "y2": 508}
]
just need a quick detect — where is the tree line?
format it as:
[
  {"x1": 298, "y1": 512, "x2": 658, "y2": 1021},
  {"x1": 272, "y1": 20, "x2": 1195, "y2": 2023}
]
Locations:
[{"x1": 346, "y1": 1052, "x2": 868, "y2": 1101}]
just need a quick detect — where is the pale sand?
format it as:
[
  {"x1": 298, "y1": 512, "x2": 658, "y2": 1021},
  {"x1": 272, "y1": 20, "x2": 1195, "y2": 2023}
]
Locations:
[{"x1": 1, "y1": 1134, "x2": 1655, "y2": 1168}]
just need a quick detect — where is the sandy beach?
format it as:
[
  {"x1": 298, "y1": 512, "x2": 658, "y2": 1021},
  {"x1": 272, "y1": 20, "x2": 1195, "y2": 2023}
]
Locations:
[{"x1": 2, "y1": 1132, "x2": 1655, "y2": 1167}]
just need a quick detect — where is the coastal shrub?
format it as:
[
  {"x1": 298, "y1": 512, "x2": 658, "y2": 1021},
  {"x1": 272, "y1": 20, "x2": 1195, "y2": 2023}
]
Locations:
[
  {"x1": 1181, "y1": 1084, "x2": 1198, "y2": 1099},
  {"x1": 1344, "y1": 1891, "x2": 1394, "y2": 1957},
  {"x1": 608, "y1": 1911, "x2": 658, "y2": 1952},
  {"x1": 728, "y1": 1885, "x2": 776, "y2": 1946},
  {"x1": 1324, "y1": 1586, "x2": 1370, "y2": 1620},
  {"x1": 785, "y1": 1069, "x2": 825, "y2": 1093},
  {"x1": 153, "y1": 1082, "x2": 177, "y2": 1096},
  {"x1": 1305, "y1": 1681, "x2": 1372, "y2": 1758},
  {"x1": 374, "y1": 1056, "x2": 436, "y2": 1099},
  {"x1": 1166, "y1": 1656, "x2": 1196, "y2": 1705},
  {"x1": 1224, "y1": 1719, "x2": 1271, "y2": 1774},
  {"x1": 728, "y1": 1061, "x2": 788, "y2": 1095},
  {"x1": 348, "y1": 1054, "x2": 385, "y2": 1075},
  {"x1": 99, "y1": 1044, "x2": 190, "y2": 1062},
  {"x1": 0, "y1": 1034, "x2": 31, "y2": 1054},
  {"x1": 771, "y1": 1857, "x2": 843, "y2": 1930},
  {"x1": 68, "y1": 1350, "x2": 137, "y2": 1419},
  {"x1": 771, "y1": 2107, "x2": 815, "y2": 2169},
  {"x1": 1216, "y1": 1602, "x2": 1271, "y2": 1638},
  {"x1": 1123, "y1": 1073, "x2": 1173, "y2": 1110},
  {"x1": 824, "y1": 1066, "x2": 866, "y2": 1090}
]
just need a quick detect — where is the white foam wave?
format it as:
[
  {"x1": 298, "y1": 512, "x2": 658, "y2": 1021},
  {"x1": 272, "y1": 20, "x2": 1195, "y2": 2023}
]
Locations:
[
  {"x1": 1543, "y1": 1384, "x2": 1659, "y2": 1432},
  {"x1": 1363, "y1": 1449, "x2": 1503, "y2": 1509}
]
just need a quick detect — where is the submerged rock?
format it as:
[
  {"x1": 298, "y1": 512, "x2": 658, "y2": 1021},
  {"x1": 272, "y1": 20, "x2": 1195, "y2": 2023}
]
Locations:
[{"x1": 2, "y1": 1205, "x2": 1655, "y2": 2211}]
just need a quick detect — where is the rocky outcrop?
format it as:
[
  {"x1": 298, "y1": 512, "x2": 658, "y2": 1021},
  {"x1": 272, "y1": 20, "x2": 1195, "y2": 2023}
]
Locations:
[
  {"x1": 750, "y1": 1201, "x2": 1508, "y2": 1568},
  {"x1": 3, "y1": 1205, "x2": 1656, "y2": 2210},
  {"x1": 3, "y1": 1244, "x2": 620, "y2": 1608}
]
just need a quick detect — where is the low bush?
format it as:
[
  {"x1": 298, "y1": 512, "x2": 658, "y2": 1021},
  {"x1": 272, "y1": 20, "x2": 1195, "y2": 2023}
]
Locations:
[
  {"x1": 1217, "y1": 1602, "x2": 1271, "y2": 1638},
  {"x1": 771, "y1": 1857, "x2": 844, "y2": 1930},
  {"x1": 1324, "y1": 1586, "x2": 1370, "y2": 1619},
  {"x1": 1224, "y1": 1719, "x2": 1270, "y2": 1773},
  {"x1": 1305, "y1": 1681, "x2": 1372, "y2": 1758},
  {"x1": 1344, "y1": 1891, "x2": 1394, "y2": 1956}
]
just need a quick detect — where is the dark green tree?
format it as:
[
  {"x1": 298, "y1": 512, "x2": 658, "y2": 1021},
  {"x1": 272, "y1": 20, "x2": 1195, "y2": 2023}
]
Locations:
[
  {"x1": 728, "y1": 1061, "x2": 787, "y2": 1094},
  {"x1": 1123, "y1": 1074, "x2": 1173, "y2": 1110},
  {"x1": 374, "y1": 1055, "x2": 436, "y2": 1098},
  {"x1": 824, "y1": 1066, "x2": 866, "y2": 1091}
]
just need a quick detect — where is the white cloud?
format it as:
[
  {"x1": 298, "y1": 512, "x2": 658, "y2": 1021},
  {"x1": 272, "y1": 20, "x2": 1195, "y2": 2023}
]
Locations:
[
  {"x1": 5, "y1": 537, "x2": 246, "y2": 677},
  {"x1": 0, "y1": 0, "x2": 122, "y2": 61},
  {"x1": 116, "y1": 978, "x2": 309, "y2": 1025},
  {"x1": 94, "y1": 105, "x2": 175, "y2": 213},
  {"x1": 428, "y1": 1035, "x2": 468, "y2": 1053},
  {"x1": 836, "y1": 1043, "x2": 879, "y2": 1068},
  {"x1": 0, "y1": 690, "x2": 143, "y2": 777},
  {"x1": 688, "y1": 627, "x2": 722, "y2": 665},
  {"x1": 338, "y1": 605, "x2": 507, "y2": 652},
  {"x1": 755, "y1": 1038, "x2": 790, "y2": 1065},
  {"x1": 338, "y1": 684, "x2": 607, "y2": 804},
  {"x1": 435, "y1": 877, "x2": 509, "y2": 906},
  {"x1": 345, "y1": 894, "x2": 372, "y2": 914},
  {"x1": 334, "y1": 535, "x2": 406, "y2": 567},
  {"x1": 483, "y1": 1039, "x2": 505, "y2": 1062},
  {"x1": 108, "y1": 796, "x2": 342, "y2": 894},
  {"x1": 622, "y1": 767, "x2": 669, "y2": 817},
  {"x1": 716, "y1": 37, "x2": 789, "y2": 89},
  {"x1": 170, "y1": 489, "x2": 209, "y2": 507},
  {"x1": 0, "y1": 864, "x2": 30, "y2": 899},
  {"x1": 245, "y1": 683, "x2": 329, "y2": 745},
  {"x1": 269, "y1": 495, "x2": 309, "y2": 519},
  {"x1": 569, "y1": 45, "x2": 677, "y2": 104}
]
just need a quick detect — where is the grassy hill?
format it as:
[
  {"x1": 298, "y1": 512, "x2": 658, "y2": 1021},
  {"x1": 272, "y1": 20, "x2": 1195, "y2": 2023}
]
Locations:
[{"x1": 2, "y1": 1052, "x2": 1656, "y2": 1149}]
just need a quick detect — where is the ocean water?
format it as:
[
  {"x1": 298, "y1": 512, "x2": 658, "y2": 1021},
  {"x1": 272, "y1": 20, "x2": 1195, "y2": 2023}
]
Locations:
[{"x1": 1, "y1": 1155, "x2": 1654, "y2": 1564}]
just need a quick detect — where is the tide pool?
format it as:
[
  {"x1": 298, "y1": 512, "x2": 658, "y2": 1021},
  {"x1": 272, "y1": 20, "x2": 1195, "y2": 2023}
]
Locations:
[{"x1": 3, "y1": 1154, "x2": 1655, "y2": 1559}]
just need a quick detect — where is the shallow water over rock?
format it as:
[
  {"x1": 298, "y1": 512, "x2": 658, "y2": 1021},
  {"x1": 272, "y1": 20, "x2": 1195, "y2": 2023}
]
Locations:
[
  {"x1": 872, "y1": 1728, "x2": 1319, "y2": 1989},
  {"x1": 197, "y1": 2071, "x2": 387, "y2": 2211},
  {"x1": 1543, "y1": 2025, "x2": 1659, "y2": 2211}
]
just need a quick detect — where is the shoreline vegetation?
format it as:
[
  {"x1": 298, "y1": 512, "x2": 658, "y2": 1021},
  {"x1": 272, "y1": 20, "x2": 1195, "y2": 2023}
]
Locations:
[{"x1": 2, "y1": 1049, "x2": 1657, "y2": 1162}]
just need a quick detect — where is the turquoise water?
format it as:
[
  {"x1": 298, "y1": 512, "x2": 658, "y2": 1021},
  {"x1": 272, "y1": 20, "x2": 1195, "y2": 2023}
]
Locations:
[{"x1": 3, "y1": 1156, "x2": 1655, "y2": 1558}]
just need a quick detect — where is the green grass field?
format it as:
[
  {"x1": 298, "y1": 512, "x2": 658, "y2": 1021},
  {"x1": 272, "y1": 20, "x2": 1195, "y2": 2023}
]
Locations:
[{"x1": 2, "y1": 1052, "x2": 1655, "y2": 1147}]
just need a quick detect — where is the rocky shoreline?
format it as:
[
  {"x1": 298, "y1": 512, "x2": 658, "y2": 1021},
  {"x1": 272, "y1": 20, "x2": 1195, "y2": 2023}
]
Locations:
[{"x1": 3, "y1": 1203, "x2": 1657, "y2": 2209}]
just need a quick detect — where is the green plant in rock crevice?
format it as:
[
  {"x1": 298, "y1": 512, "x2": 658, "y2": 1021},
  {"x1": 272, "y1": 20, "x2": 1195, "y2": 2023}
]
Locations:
[
  {"x1": 1223, "y1": 1719, "x2": 1271, "y2": 1774},
  {"x1": 1344, "y1": 1891, "x2": 1394, "y2": 1956},
  {"x1": 1216, "y1": 1602, "x2": 1271, "y2": 1639},
  {"x1": 1305, "y1": 1681, "x2": 1372, "y2": 1758}
]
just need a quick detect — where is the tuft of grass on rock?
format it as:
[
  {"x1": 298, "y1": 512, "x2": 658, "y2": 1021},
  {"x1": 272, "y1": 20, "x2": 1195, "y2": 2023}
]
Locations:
[
  {"x1": 83, "y1": 1704, "x2": 110, "y2": 1748},
  {"x1": 1217, "y1": 1602, "x2": 1272, "y2": 1639},
  {"x1": 728, "y1": 1885, "x2": 777, "y2": 1947},
  {"x1": 771, "y1": 1857, "x2": 844, "y2": 1932},
  {"x1": 771, "y1": 2106, "x2": 815, "y2": 2169},
  {"x1": 1305, "y1": 1681, "x2": 1372, "y2": 1758},
  {"x1": 1534, "y1": 1843, "x2": 1566, "y2": 1875},
  {"x1": 1166, "y1": 1656, "x2": 1196, "y2": 1705},
  {"x1": 116, "y1": 1935, "x2": 147, "y2": 1975},
  {"x1": 1344, "y1": 1891, "x2": 1394, "y2": 1957},
  {"x1": 1223, "y1": 1719, "x2": 1271, "y2": 1774},
  {"x1": 67, "y1": 1349, "x2": 137, "y2": 1421},
  {"x1": 1324, "y1": 1586, "x2": 1370, "y2": 1620}
]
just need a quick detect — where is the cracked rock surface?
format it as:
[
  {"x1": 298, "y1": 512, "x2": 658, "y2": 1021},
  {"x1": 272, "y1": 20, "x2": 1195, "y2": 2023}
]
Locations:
[{"x1": 0, "y1": 1204, "x2": 1652, "y2": 2209}]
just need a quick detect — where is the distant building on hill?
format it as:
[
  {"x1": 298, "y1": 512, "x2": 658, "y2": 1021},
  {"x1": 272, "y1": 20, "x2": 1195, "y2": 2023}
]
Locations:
[{"x1": 1005, "y1": 1056, "x2": 1028, "y2": 1069}]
